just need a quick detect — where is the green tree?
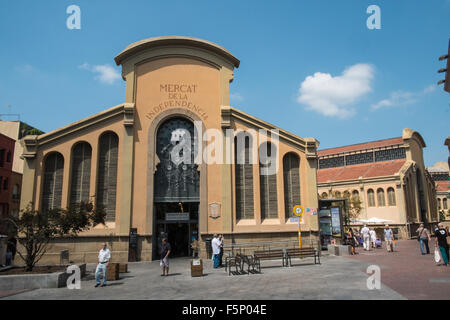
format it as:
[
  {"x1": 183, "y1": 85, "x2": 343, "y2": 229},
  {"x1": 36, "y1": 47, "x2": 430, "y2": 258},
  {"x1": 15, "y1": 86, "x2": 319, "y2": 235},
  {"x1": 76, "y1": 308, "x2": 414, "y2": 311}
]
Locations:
[
  {"x1": 342, "y1": 193, "x2": 363, "y2": 227},
  {"x1": 2, "y1": 202, "x2": 105, "y2": 271}
]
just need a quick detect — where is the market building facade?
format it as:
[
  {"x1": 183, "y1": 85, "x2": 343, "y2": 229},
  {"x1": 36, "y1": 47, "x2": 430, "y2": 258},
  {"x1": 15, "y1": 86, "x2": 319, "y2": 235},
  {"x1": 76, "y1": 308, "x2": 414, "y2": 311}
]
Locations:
[
  {"x1": 317, "y1": 129, "x2": 438, "y2": 239},
  {"x1": 19, "y1": 37, "x2": 320, "y2": 263}
]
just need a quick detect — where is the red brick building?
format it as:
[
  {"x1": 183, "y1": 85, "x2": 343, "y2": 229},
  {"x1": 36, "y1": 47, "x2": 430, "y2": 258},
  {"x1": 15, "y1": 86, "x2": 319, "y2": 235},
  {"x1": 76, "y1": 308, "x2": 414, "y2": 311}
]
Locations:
[{"x1": 0, "y1": 133, "x2": 16, "y2": 232}]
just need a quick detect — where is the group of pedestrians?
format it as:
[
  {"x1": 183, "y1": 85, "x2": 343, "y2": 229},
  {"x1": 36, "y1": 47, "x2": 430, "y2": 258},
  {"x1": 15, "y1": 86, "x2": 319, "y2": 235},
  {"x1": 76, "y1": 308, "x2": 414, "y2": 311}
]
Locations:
[
  {"x1": 91, "y1": 222, "x2": 449, "y2": 287},
  {"x1": 211, "y1": 234, "x2": 224, "y2": 268},
  {"x1": 417, "y1": 223, "x2": 449, "y2": 266},
  {"x1": 346, "y1": 224, "x2": 394, "y2": 254}
]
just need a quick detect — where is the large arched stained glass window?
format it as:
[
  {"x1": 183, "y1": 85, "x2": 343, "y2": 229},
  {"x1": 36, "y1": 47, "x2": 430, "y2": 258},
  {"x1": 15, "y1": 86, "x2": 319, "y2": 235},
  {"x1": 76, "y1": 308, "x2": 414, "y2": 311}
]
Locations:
[
  {"x1": 283, "y1": 153, "x2": 300, "y2": 219},
  {"x1": 70, "y1": 142, "x2": 92, "y2": 205},
  {"x1": 97, "y1": 132, "x2": 119, "y2": 222},
  {"x1": 42, "y1": 152, "x2": 64, "y2": 212}
]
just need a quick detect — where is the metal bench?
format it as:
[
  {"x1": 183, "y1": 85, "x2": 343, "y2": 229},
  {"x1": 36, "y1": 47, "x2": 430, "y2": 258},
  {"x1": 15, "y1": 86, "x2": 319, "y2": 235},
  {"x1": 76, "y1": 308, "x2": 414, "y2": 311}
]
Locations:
[
  {"x1": 225, "y1": 254, "x2": 245, "y2": 275},
  {"x1": 285, "y1": 247, "x2": 320, "y2": 266},
  {"x1": 242, "y1": 255, "x2": 260, "y2": 274},
  {"x1": 253, "y1": 249, "x2": 287, "y2": 268}
]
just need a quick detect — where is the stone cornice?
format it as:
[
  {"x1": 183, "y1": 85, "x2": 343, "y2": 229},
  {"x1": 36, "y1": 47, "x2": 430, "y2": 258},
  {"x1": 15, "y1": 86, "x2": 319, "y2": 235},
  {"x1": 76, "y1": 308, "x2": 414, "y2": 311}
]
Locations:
[
  {"x1": 115, "y1": 36, "x2": 240, "y2": 68},
  {"x1": 20, "y1": 103, "x2": 133, "y2": 153},
  {"x1": 221, "y1": 106, "x2": 319, "y2": 153}
]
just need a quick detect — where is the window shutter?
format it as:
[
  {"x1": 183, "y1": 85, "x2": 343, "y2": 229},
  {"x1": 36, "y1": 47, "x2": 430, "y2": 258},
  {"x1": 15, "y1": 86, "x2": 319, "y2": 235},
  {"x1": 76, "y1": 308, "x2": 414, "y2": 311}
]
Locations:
[
  {"x1": 235, "y1": 136, "x2": 254, "y2": 219},
  {"x1": 283, "y1": 153, "x2": 300, "y2": 219},
  {"x1": 70, "y1": 143, "x2": 92, "y2": 205},
  {"x1": 42, "y1": 153, "x2": 64, "y2": 212},
  {"x1": 97, "y1": 133, "x2": 119, "y2": 222}
]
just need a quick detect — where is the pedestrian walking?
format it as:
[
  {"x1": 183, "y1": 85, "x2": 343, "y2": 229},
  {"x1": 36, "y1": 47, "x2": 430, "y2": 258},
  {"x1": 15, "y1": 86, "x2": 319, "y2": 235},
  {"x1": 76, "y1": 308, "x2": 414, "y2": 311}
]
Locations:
[
  {"x1": 384, "y1": 224, "x2": 394, "y2": 252},
  {"x1": 160, "y1": 238, "x2": 171, "y2": 276},
  {"x1": 6, "y1": 237, "x2": 16, "y2": 266},
  {"x1": 95, "y1": 243, "x2": 111, "y2": 287},
  {"x1": 218, "y1": 234, "x2": 224, "y2": 267},
  {"x1": 361, "y1": 225, "x2": 370, "y2": 251},
  {"x1": 416, "y1": 223, "x2": 431, "y2": 255},
  {"x1": 434, "y1": 223, "x2": 449, "y2": 266},
  {"x1": 211, "y1": 234, "x2": 221, "y2": 268},
  {"x1": 370, "y1": 229, "x2": 377, "y2": 249},
  {"x1": 347, "y1": 228, "x2": 357, "y2": 255}
]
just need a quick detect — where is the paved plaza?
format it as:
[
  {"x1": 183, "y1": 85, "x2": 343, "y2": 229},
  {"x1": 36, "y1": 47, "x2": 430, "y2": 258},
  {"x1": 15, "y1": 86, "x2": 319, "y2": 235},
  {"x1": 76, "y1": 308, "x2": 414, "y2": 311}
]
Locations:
[{"x1": 1, "y1": 240, "x2": 449, "y2": 300}]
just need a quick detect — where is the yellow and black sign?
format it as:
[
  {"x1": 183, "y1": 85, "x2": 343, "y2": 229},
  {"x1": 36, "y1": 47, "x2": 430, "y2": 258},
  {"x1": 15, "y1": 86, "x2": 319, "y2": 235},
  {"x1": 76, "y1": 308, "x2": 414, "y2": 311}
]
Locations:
[{"x1": 293, "y1": 205, "x2": 304, "y2": 217}]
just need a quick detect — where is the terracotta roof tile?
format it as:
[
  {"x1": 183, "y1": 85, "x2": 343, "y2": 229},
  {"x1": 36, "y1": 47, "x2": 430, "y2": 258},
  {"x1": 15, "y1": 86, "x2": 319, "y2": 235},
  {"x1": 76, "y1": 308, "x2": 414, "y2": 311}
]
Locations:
[
  {"x1": 318, "y1": 137, "x2": 404, "y2": 157},
  {"x1": 436, "y1": 180, "x2": 450, "y2": 192},
  {"x1": 317, "y1": 159, "x2": 406, "y2": 184}
]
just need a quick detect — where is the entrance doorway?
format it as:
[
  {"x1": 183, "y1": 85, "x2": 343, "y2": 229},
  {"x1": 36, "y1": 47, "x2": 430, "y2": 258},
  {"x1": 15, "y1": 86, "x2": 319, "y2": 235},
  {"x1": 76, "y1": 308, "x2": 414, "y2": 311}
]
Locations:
[
  {"x1": 167, "y1": 223, "x2": 188, "y2": 257},
  {"x1": 152, "y1": 117, "x2": 201, "y2": 260},
  {"x1": 153, "y1": 202, "x2": 199, "y2": 260}
]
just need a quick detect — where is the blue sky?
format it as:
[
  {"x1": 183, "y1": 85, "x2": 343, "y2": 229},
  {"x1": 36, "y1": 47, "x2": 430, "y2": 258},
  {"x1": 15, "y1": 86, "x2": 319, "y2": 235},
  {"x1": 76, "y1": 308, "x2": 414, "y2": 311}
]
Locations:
[{"x1": 0, "y1": 0, "x2": 449, "y2": 166}]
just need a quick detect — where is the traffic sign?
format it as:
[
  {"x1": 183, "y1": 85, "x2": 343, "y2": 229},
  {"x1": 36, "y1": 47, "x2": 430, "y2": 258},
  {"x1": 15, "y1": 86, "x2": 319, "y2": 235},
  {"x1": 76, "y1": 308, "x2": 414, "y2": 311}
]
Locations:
[{"x1": 293, "y1": 205, "x2": 304, "y2": 217}]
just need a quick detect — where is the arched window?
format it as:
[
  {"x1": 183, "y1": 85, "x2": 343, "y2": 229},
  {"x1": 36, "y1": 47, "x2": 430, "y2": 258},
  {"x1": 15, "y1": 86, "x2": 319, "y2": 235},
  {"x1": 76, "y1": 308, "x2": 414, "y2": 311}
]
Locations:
[
  {"x1": 42, "y1": 152, "x2": 64, "y2": 212},
  {"x1": 235, "y1": 133, "x2": 254, "y2": 219},
  {"x1": 438, "y1": 198, "x2": 442, "y2": 210},
  {"x1": 283, "y1": 153, "x2": 300, "y2": 219},
  {"x1": 70, "y1": 142, "x2": 92, "y2": 205},
  {"x1": 97, "y1": 132, "x2": 119, "y2": 222},
  {"x1": 352, "y1": 190, "x2": 359, "y2": 200},
  {"x1": 321, "y1": 192, "x2": 328, "y2": 199},
  {"x1": 387, "y1": 187, "x2": 396, "y2": 206},
  {"x1": 259, "y1": 142, "x2": 278, "y2": 220},
  {"x1": 367, "y1": 189, "x2": 375, "y2": 207},
  {"x1": 334, "y1": 191, "x2": 341, "y2": 198},
  {"x1": 343, "y1": 190, "x2": 350, "y2": 199},
  {"x1": 444, "y1": 198, "x2": 448, "y2": 210},
  {"x1": 377, "y1": 188, "x2": 385, "y2": 207}
]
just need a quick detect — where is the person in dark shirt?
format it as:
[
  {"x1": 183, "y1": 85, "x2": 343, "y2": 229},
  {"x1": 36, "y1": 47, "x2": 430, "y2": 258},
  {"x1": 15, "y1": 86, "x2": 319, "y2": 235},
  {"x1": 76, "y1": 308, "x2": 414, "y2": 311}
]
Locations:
[
  {"x1": 6, "y1": 237, "x2": 17, "y2": 266},
  {"x1": 160, "y1": 238, "x2": 171, "y2": 276},
  {"x1": 218, "y1": 235, "x2": 224, "y2": 267},
  {"x1": 434, "y1": 223, "x2": 449, "y2": 266}
]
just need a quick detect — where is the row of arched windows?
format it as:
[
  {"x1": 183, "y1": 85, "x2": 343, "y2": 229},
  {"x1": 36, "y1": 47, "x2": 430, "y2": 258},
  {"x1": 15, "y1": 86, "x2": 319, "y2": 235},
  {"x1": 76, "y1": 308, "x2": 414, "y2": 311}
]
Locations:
[
  {"x1": 367, "y1": 188, "x2": 396, "y2": 207},
  {"x1": 41, "y1": 132, "x2": 119, "y2": 221},
  {"x1": 234, "y1": 136, "x2": 301, "y2": 220},
  {"x1": 320, "y1": 187, "x2": 396, "y2": 207}
]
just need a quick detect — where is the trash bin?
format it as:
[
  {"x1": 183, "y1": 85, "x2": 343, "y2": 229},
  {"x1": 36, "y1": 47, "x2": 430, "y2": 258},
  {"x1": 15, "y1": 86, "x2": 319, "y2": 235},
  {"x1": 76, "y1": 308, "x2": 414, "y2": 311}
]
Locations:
[
  {"x1": 190, "y1": 258, "x2": 203, "y2": 277},
  {"x1": 106, "y1": 263, "x2": 120, "y2": 280}
]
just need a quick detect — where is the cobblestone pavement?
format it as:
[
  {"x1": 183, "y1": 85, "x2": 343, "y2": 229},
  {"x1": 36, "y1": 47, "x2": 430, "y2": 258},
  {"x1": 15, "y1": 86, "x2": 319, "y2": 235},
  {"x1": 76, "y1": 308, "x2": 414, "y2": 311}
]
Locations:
[
  {"x1": 347, "y1": 239, "x2": 450, "y2": 300},
  {"x1": 1, "y1": 254, "x2": 404, "y2": 300}
]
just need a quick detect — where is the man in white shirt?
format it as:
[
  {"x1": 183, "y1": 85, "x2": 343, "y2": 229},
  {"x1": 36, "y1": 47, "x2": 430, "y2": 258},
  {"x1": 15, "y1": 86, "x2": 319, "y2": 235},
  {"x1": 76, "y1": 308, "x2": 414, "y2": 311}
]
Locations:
[
  {"x1": 95, "y1": 243, "x2": 111, "y2": 287},
  {"x1": 211, "y1": 234, "x2": 221, "y2": 268},
  {"x1": 360, "y1": 225, "x2": 371, "y2": 251},
  {"x1": 370, "y1": 229, "x2": 377, "y2": 249}
]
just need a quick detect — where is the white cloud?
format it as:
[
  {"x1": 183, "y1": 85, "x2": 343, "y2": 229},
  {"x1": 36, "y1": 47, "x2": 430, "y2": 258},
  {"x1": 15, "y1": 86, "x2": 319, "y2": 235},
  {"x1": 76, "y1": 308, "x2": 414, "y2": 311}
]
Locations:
[
  {"x1": 371, "y1": 91, "x2": 416, "y2": 110},
  {"x1": 230, "y1": 92, "x2": 244, "y2": 102},
  {"x1": 79, "y1": 63, "x2": 121, "y2": 84},
  {"x1": 371, "y1": 85, "x2": 436, "y2": 111},
  {"x1": 15, "y1": 64, "x2": 36, "y2": 74},
  {"x1": 296, "y1": 63, "x2": 374, "y2": 119}
]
